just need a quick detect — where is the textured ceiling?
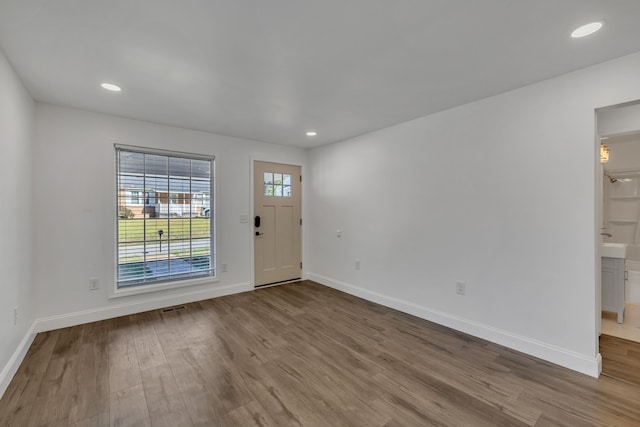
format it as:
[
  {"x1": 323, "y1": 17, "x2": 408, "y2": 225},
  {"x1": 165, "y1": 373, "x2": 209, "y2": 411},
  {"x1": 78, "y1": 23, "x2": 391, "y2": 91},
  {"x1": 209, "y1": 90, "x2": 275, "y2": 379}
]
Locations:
[{"x1": 1, "y1": 0, "x2": 640, "y2": 147}]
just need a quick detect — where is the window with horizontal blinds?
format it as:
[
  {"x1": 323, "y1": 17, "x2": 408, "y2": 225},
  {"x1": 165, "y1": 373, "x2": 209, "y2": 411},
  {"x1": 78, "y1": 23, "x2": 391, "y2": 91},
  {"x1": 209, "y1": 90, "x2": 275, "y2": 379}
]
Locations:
[{"x1": 116, "y1": 145, "x2": 215, "y2": 288}]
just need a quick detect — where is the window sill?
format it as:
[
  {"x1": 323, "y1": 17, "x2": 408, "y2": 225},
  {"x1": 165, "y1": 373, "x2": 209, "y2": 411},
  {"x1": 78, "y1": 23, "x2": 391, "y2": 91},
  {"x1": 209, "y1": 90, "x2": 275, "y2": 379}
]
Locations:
[{"x1": 108, "y1": 275, "x2": 219, "y2": 299}]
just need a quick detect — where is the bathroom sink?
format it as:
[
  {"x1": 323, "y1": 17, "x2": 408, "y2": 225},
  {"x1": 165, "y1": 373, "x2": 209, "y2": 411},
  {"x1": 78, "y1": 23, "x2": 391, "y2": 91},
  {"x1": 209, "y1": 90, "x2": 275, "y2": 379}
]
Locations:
[{"x1": 601, "y1": 242, "x2": 627, "y2": 258}]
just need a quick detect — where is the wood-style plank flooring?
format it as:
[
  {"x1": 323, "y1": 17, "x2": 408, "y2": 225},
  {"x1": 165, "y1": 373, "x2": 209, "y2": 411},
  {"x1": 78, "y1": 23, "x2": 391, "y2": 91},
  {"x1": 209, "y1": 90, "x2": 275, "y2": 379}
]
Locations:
[
  {"x1": 1, "y1": 281, "x2": 640, "y2": 426},
  {"x1": 600, "y1": 333, "x2": 640, "y2": 387}
]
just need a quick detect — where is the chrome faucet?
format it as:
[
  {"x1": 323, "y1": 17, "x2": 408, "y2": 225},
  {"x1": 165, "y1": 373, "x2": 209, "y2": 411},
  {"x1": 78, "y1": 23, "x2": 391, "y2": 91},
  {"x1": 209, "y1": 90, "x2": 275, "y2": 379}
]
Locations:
[{"x1": 601, "y1": 232, "x2": 613, "y2": 237}]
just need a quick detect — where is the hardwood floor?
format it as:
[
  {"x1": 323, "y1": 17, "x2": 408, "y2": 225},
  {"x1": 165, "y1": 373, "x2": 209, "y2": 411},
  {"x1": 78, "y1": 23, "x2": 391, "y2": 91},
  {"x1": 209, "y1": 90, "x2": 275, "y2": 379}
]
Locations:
[
  {"x1": 600, "y1": 333, "x2": 640, "y2": 388},
  {"x1": 1, "y1": 280, "x2": 640, "y2": 426}
]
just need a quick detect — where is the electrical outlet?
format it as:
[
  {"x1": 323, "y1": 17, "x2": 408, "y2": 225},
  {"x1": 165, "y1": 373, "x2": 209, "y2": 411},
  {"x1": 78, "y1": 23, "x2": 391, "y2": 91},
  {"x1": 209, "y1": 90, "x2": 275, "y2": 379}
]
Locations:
[
  {"x1": 355, "y1": 260, "x2": 361, "y2": 270},
  {"x1": 222, "y1": 263, "x2": 228, "y2": 272},
  {"x1": 89, "y1": 278, "x2": 100, "y2": 291},
  {"x1": 456, "y1": 281, "x2": 466, "y2": 295},
  {"x1": 13, "y1": 306, "x2": 18, "y2": 325},
  {"x1": 337, "y1": 229, "x2": 342, "y2": 238}
]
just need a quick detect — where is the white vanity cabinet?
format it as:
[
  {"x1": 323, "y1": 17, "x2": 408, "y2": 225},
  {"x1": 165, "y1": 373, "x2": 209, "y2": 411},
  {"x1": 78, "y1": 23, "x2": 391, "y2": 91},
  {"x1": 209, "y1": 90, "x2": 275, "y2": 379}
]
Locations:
[{"x1": 602, "y1": 257, "x2": 625, "y2": 323}]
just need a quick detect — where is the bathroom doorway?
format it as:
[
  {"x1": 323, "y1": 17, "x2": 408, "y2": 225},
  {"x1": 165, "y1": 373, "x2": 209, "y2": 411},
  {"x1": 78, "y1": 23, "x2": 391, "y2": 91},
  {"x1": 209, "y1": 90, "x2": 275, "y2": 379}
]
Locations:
[
  {"x1": 596, "y1": 101, "x2": 640, "y2": 386},
  {"x1": 599, "y1": 131, "x2": 640, "y2": 343}
]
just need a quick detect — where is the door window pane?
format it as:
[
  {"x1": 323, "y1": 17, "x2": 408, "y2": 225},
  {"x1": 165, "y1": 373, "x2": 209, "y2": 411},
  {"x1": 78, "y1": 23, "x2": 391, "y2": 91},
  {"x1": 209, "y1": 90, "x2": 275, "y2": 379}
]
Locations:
[{"x1": 264, "y1": 172, "x2": 292, "y2": 197}]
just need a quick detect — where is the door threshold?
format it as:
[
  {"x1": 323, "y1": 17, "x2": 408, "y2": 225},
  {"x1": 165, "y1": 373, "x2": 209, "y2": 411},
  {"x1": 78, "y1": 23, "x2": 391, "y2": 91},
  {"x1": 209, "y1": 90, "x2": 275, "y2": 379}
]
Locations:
[{"x1": 254, "y1": 278, "x2": 302, "y2": 289}]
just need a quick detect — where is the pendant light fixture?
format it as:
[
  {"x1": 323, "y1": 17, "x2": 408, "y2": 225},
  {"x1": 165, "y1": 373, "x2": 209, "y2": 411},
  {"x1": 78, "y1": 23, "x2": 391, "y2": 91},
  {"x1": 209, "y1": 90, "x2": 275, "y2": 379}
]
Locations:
[{"x1": 600, "y1": 142, "x2": 610, "y2": 163}]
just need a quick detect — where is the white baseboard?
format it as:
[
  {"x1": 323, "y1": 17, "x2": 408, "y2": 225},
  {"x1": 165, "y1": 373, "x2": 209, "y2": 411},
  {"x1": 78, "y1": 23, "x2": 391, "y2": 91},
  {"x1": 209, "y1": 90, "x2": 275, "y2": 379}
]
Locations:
[
  {"x1": 34, "y1": 281, "x2": 252, "y2": 333},
  {"x1": 308, "y1": 273, "x2": 601, "y2": 378},
  {"x1": 0, "y1": 323, "x2": 37, "y2": 400}
]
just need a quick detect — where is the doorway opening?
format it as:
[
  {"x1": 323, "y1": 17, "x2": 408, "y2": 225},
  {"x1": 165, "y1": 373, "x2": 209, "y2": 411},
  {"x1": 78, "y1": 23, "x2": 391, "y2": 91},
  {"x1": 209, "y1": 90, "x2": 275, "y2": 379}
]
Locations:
[{"x1": 596, "y1": 100, "x2": 640, "y2": 386}]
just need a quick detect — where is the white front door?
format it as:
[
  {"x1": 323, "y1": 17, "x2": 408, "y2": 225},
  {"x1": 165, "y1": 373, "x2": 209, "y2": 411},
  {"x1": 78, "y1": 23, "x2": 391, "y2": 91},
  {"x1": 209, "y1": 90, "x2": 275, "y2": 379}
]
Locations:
[{"x1": 254, "y1": 161, "x2": 302, "y2": 286}]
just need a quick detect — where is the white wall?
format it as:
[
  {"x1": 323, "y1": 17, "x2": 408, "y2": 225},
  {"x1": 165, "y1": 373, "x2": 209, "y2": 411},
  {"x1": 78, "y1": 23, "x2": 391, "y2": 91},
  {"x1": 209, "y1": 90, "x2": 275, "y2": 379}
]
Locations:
[
  {"x1": 32, "y1": 104, "x2": 306, "y2": 324},
  {"x1": 307, "y1": 52, "x2": 640, "y2": 376},
  {"x1": 598, "y1": 102, "x2": 640, "y2": 137},
  {"x1": 0, "y1": 50, "x2": 34, "y2": 390}
]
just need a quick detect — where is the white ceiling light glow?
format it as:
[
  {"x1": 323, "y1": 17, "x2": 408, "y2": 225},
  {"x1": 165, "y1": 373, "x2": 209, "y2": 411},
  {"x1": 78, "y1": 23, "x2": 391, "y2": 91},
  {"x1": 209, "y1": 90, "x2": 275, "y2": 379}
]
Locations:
[
  {"x1": 571, "y1": 22, "x2": 603, "y2": 38},
  {"x1": 101, "y1": 82, "x2": 122, "y2": 92},
  {"x1": 306, "y1": 131, "x2": 317, "y2": 137}
]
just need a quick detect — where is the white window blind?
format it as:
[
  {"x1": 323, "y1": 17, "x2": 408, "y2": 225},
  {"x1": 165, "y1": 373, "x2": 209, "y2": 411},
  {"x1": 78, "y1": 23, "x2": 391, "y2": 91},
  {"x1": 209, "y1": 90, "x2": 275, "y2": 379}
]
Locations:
[{"x1": 116, "y1": 145, "x2": 215, "y2": 288}]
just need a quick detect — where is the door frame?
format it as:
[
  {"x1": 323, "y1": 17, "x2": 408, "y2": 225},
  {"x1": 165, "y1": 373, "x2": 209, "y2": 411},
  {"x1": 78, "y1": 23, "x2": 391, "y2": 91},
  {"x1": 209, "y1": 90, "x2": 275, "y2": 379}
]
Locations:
[
  {"x1": 594, "y1": 109, "x2": 603, "y2": 372},
  {"x1": 250, "y1": 156, "x2": 304, "y2": 288},
  {"x1": 594, "y1": 99, "x2": 640, "y2": 376}
]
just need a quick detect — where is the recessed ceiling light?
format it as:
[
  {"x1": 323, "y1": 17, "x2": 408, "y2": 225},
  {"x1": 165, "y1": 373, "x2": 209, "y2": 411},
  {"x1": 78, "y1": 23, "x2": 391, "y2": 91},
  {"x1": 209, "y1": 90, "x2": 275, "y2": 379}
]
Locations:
[
  {"x1": 101, "y1": 82, "x2": 122, "y2": 92},
  {"x1": 306, "y1": 131, "x2": 317, "y2": 137},
  {"x1": 571, "y1": 22, "x2": 603, "y2": 38}
]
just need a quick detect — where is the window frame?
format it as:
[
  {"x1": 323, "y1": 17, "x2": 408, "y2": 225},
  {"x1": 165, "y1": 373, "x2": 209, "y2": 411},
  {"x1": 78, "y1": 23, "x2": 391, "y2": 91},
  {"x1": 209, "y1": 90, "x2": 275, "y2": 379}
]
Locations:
[{"x1": 111, "y1": 144, "x2": 217, "y2": 298}]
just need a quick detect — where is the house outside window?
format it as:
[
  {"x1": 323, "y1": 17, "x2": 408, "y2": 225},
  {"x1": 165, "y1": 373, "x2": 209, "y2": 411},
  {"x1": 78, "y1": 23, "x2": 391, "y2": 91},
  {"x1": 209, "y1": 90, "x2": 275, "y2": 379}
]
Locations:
[
  {"x1": 145, "y1": 192, "x2": 154, "y2": 205},
  {"x1": 129, "y1": 190, "x2": 142, "y2": 205}
]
